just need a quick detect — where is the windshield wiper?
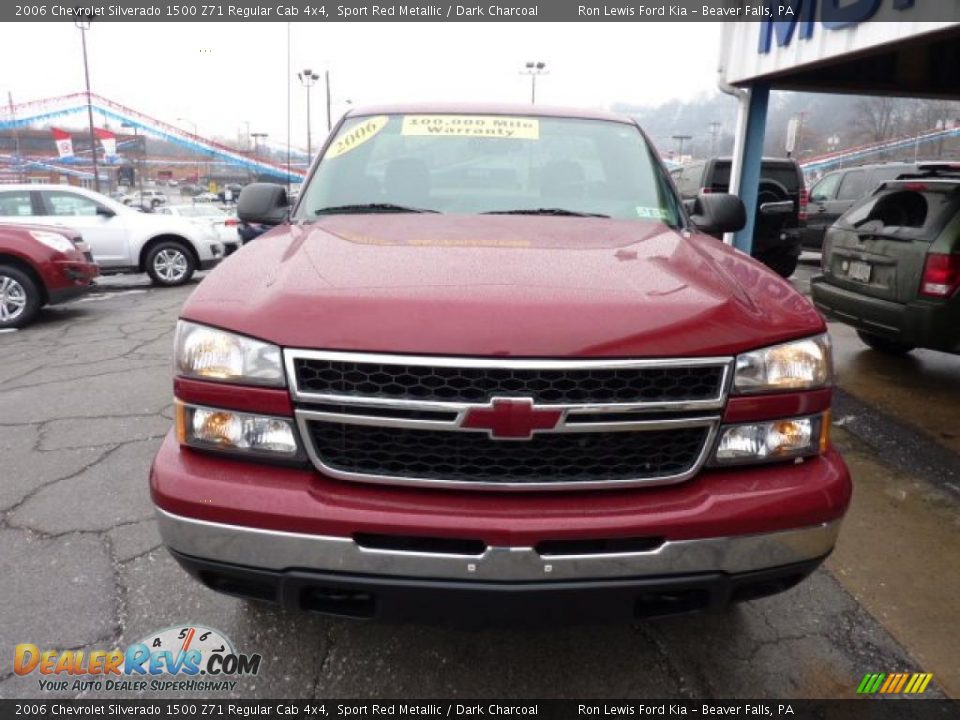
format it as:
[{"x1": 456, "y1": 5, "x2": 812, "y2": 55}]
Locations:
[
  {"x1": 314, "y1": 203, "x2": 438, "y2": 215},
  {"x1": 482, "y1": 208, "x2": 610, "y2": 218}
]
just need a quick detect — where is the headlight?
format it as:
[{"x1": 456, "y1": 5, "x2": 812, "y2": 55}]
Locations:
[
  {"x1": 734, "y1": 334, "x2": 832, "y2": 393},
  {"x1": 712, "y1": 413, "x2": 829, "y2": 465},
  {"x1": 29, "y1": 230, "x2": 75, "y2": 254},
  {"x1": 176, "y1": 401, "x2": 300, "y2": 459},
  {"x1": 175, "y1": 321, "x2": 284, "y2": 386}
]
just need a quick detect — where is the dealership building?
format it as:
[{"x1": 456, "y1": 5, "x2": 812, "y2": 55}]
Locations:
[{"x1": 719, "y1": 1, "x2": 960, "y2": 252}]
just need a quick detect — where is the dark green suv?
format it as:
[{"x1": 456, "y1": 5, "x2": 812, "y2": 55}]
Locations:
[{"x1": 811, "y1": 164, "x2": 960, "y2": 355}]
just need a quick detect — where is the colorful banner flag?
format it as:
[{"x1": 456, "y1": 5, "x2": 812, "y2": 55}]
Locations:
[
  {"x1": 51, "y1": 128, "x2": 74, "y2": 158},
  {"x1": 94, "y1": 128, "x2": 117, "y2": 158}
]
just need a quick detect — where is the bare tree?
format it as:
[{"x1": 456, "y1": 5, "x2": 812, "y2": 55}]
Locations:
[{"x1": 853, "y1": 96, "x2": 908, "y2": 143}]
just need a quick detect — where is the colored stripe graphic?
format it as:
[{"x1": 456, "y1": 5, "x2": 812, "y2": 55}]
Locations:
[{"x1": 857, "y1": 672, "x2": 933, "y2": 694}]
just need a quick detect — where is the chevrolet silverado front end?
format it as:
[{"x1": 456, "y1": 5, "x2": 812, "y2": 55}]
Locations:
[{"x1": 151, "y1": 105, "x2": 850, "y2": 624}]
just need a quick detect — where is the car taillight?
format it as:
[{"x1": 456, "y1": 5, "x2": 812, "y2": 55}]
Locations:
[
  {"x1": 798, "y1": 188, "x2": 809, "y2": 222},
  {"x1": 224, "y1": 218, "x2": 238, "y2": 227},
  {"x1": 920, "y1": 253, "x2": 960, "y2": 299}
]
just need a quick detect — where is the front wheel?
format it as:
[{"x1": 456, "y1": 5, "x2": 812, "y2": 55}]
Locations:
[
  {"x1": 0, "y1": 264, "x2": 42, "y2": 329},
  {"x1": 856, "y1": 330, "x2": 915, "y2": 355},
  {"x1": 146, "y1": 242, "x2": 196, "y2": 287}
]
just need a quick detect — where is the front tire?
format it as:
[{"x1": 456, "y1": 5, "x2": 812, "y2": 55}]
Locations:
[
  {"x1": 0, "y1": 265, "x2": 42, "y2": 329},
  {"x1": 146, "y1": 242, "x2": 196, "y2": 287},
  {"x1": 856, "y1": 330, "x2": 915, "y2": 355}
]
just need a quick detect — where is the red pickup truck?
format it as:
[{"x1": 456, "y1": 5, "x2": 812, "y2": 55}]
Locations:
[{"x1": 151, "y1": 105, "x2": 850, "y2": 624}]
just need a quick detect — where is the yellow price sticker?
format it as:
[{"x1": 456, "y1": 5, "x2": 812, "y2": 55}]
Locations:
[
  {"x1": 325, "y1": 115, "x2": 389, "y2": 159},
  {"x1": 401, "y1": 115, "x2": 539, "y2": 140}
]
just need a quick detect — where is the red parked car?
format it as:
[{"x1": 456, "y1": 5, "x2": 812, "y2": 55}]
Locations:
[
  {"x1": 0, "y1": 223, "x2": 99, "y2": 329},
  {"x1": 151, "y1": 105, "x2": 850, "y2": 624}
]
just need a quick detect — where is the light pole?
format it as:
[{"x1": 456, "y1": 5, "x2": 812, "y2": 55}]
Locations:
[
  {"x1": 298, "y1": 68, "x2": 320, "y2": 159},
  {"x1": 75, "y1": 19, "x2": 100, "y2": 193},
  {"x1": 672, "y1": 134, "x2": 692, "y2": 162},
  {"x1": 177, "y1": 117, "x2": 200, "y2": 184},
  {"x1": 520, "y1": 61, "x2": 547, "y2": 104},
  {"x1": 325, "y1": 69, "x2": 332, "y2": 132}
]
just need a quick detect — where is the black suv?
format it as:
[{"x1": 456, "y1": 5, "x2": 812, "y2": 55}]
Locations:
[{"x1": 672, "y1": 157, "x2": 806, "y2": 277}]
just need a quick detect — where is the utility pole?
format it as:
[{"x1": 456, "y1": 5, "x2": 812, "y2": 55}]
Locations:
[
  {"x1": 521, "y1": 62, "x2": 547, "y2": 104},
  {"x1": 708, "y1": 121, "x2": 722, "y2": 157},
  {"x1": 75, "y1": 19, "x2": 100, "y2": 192},
  {"x1": 672, "y1": 134, "x2": 693, "y2": 162}
]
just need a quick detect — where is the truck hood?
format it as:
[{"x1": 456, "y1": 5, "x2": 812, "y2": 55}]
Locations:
[{"x1": 181, "y1": 215, "x2": 824, "y2": 357}]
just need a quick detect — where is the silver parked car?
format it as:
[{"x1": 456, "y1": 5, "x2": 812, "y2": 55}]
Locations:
[{"x1": 0, "y1": 185, "x2": 224, "y2": 286}]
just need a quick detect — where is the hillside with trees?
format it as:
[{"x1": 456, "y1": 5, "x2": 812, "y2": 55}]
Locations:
[{"x1": 614, "y1": 92, "x2": 960, "y2": 164}]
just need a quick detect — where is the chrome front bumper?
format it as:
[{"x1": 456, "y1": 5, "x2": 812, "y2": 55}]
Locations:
[{"x1": 156, "y1": 508, "x2": 840, "y2": 583}]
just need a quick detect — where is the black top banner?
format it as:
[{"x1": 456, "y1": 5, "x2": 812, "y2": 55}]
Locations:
[
  {"x1": 0, "y1": 701, "x2": 959, "y2": 720},
  {"x1": 7, "y1": 0, "x2": 960, "y2": 23}
]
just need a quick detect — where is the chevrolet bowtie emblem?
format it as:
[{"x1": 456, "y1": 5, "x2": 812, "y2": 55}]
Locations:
[{"x1": 461, "y1": 398, "x2": 562, "y2": 440}]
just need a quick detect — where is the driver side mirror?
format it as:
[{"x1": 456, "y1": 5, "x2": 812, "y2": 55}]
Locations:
[
  {"x1": 237, "y1": 183, "x2": 289, "y2": 226},
  {"x1": 689, "y1": 193, "x2": 746, "y2": 235},
  {"x1": 96, "y1": 205, "x2": 115, "y2": 218}
]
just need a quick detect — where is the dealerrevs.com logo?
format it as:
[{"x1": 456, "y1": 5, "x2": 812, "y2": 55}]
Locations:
[{"x1": 14, "y1": 625, "x2": 262, "y2": 693}]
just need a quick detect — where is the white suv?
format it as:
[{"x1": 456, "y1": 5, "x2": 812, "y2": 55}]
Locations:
[
  {"x1": 0, "y1": 185, "x2": 223, "y2": 286},
  {"x1": 129, "y1": 189, "x2": 168, "y2": 208}
]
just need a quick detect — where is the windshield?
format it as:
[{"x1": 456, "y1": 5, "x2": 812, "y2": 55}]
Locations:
[{"x1": 296, "y1": 113, "x2": 681, "y2": 225}]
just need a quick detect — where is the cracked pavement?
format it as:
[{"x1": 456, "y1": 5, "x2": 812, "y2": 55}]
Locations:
[{"x1": 1, "y1": 268, "x2": 958, "y2": 700}]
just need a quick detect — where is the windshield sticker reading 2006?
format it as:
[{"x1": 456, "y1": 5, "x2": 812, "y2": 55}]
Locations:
[
  {"x1": 401, "y1": 115, "x2": 540, "y2": 139},
  {"x1": 325, "y1": 116, "x2": 389, "y2": 159}
]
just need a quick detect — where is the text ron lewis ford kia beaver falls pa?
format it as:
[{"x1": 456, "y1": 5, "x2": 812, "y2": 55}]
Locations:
[{"x1": 150, "y1": 105, "x2": 850, "y2": 624}]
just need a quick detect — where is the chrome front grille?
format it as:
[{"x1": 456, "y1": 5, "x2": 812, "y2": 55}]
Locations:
[
  {"x1": 286, "y1": 350, "x2": 732, "y2": 491},
  {"x1": 291, "y1": 355, "x2": 726, "y2": 405}
]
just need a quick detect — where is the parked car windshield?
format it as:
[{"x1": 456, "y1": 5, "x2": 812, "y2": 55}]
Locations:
[{"x1": 296, "y1": 113, "x2": 681, "y2": 225}]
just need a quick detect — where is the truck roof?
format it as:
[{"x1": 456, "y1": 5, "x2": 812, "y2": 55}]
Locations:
[{"x1": 344, "y1": 102, "x2": 637, "y2": 125}]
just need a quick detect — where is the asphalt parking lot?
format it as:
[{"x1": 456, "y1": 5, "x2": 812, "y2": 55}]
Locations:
[{"x1": 1, "y1": 258, "x2": 958, "y2": 700}]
